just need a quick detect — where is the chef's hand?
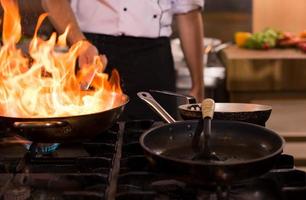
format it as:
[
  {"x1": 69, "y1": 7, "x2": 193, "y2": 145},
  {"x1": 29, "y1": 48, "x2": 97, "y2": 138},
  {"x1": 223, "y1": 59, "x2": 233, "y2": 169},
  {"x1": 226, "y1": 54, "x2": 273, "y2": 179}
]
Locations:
[
  {"x1": 76, "y1": 40, "x2": 108, "y2": 89},
  {"x1": 189, "y1": 86, "x2": 204, "y2": 103},
  {"x1": 78, "y1": 40, "x2": 107, "y2": 69}
]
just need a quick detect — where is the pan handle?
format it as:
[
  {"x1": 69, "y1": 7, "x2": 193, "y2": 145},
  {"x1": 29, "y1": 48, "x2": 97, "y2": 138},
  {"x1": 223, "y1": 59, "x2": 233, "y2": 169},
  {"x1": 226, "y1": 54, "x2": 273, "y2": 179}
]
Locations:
[
  {"x1": 149, "y1": 90, "x2": 197, "y2": 104},
  {"x1": 13, "y1": 121, "x2": 70, "y2": 129},
  {"x1": 137, "y1": 92, "x2": 176, "y2": 123}
]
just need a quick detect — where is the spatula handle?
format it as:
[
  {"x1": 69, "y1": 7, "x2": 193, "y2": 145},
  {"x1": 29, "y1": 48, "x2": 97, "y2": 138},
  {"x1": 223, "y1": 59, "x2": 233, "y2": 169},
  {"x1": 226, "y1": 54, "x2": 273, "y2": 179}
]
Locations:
[{"x1": 202, "y1": 98, "x2": 215, "y2": 119}]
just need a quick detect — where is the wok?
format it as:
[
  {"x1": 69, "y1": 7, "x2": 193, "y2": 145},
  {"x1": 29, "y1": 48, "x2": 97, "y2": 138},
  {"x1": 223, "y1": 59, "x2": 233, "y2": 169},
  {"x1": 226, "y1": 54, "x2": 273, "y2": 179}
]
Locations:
[
  {"x1": 137, "y1": 92, "x2": 284, "y2": 184},
  {"x1": 0, "y1": 94, "x2": 129, "y2": 143},
  {"x1": 150, "y1": 90, "x2": 272, "y2": 126}
]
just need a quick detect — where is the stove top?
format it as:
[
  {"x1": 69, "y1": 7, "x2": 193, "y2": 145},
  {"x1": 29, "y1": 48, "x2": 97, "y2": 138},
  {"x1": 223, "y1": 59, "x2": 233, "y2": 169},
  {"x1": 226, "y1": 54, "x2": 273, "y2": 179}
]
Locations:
[{"x1": 0, "y1": 120, "x2": 305, "y2": 200}]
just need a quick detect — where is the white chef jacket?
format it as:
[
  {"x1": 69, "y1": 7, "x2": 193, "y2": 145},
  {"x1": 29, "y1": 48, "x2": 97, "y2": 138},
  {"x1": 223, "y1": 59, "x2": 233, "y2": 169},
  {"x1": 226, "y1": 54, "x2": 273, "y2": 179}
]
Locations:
[{"x1": 70, "y1": 0, "x2": 204, "y2": 38}]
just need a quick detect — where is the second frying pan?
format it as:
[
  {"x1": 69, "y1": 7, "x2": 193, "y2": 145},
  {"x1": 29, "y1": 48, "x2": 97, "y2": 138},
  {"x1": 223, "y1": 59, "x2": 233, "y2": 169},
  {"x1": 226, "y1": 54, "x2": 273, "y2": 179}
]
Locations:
[
  {"x1": 150, "y1": 90, "x2": 272, "y2": 126},
  {"x1": 179, "y1": 102, "x2": 272, "y2": 126}
]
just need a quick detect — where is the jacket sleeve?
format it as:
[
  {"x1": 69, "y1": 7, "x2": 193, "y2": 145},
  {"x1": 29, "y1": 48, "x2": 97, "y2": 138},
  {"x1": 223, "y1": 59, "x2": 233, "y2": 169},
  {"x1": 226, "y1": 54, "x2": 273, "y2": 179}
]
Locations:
[{"x1": 172, "y1": 0, "x2": 205, "y2": 14}]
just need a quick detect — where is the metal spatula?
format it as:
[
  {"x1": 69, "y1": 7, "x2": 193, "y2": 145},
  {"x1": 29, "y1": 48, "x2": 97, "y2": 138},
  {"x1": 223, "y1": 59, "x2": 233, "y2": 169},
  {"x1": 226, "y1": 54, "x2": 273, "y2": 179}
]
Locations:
[
  {"x1": 80, "y1": 69, "x2": 97, "y2": 90},
  {"x1": 79, "y1": 54, "x2": 108, "y2": 91}
]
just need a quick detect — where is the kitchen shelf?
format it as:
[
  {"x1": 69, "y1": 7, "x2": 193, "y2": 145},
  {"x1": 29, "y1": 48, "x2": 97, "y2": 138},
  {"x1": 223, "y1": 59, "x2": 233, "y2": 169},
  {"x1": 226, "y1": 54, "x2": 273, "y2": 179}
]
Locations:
[
  {"x1": 220, "y1": 45, "x2": 306, "y2": 102},
  {"x1": 223, "y1": 45, "x2": 306, "y2": 60}
]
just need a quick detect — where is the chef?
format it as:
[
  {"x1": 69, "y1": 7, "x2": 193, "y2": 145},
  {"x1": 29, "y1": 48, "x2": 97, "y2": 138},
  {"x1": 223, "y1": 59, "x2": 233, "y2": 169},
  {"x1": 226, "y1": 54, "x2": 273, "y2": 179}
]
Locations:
[{"x1": 41, "y1": 0, "x2": 205, "y2": 120}]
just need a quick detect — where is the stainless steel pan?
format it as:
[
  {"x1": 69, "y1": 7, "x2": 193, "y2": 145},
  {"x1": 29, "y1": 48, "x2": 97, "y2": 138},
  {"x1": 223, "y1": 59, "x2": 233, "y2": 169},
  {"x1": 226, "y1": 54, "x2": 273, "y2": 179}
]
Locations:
[
  {"x1": 0, "y1": 94, "x2": 129, "y2": 143},
  {"x1": 150, "y1": 90, "x2": 272, "y2": 126}
]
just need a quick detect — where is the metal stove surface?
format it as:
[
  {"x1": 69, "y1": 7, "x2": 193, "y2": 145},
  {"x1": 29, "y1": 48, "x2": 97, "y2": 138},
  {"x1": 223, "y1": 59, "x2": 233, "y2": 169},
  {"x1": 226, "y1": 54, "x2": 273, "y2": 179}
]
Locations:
[
  {"x1": 0, "y1": 123, "x2": 120, "y2": 200},
  {"x1": 0, "y1": 120, "x2": 305, "y2": 200}
]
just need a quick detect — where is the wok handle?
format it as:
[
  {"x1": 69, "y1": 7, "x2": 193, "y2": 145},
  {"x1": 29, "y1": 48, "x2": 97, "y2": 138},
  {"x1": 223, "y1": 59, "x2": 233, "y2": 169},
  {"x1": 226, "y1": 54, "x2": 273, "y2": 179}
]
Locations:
[
  {"x1": 137, "y1": 92, "x2": 176, "y2": 123},
  {"x1": 149, "y1": 90, "x2": 197, "y2": 104},
  {"x1": 13, "y1": 121, "x2": 69, "y2": 129}
]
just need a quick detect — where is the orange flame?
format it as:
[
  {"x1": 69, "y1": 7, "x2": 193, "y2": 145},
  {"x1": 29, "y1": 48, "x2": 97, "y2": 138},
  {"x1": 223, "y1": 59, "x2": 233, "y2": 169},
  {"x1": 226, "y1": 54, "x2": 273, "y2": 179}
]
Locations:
[
  {"x1": 0, "y1": 0, "x2": 124, "y2": 118},
  {"x1": 1, "y1": 0, "x2": 21, "y2": 45}
]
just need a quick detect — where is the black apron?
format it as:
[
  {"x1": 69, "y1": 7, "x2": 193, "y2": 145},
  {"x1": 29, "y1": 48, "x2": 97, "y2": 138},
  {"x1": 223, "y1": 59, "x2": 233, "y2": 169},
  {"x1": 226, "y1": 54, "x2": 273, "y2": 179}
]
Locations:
[{"x1": 85, "y1": 33, "x2": 177, "y2": 120}]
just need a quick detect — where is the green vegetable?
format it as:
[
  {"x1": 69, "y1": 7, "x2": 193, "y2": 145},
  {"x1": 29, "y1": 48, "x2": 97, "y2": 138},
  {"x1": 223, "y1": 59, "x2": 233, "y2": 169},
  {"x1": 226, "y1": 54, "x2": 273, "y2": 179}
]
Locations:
[{"x1": 244, "y1": 28, "x2": 282, "y2": 49}]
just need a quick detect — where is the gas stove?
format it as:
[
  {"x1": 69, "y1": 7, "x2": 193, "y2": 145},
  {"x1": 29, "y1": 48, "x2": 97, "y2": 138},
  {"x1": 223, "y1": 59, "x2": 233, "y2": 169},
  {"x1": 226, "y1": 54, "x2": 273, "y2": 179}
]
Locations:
[{"x1": 0, "y1": 120, "x2": 305, "y2": 200}]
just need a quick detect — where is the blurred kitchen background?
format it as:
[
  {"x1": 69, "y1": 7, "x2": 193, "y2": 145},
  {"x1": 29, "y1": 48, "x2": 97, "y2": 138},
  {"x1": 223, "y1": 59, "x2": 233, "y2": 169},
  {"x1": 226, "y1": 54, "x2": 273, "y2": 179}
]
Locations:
[{"x1": 204, "y1": 0, "x2": 252, "y2": 41}]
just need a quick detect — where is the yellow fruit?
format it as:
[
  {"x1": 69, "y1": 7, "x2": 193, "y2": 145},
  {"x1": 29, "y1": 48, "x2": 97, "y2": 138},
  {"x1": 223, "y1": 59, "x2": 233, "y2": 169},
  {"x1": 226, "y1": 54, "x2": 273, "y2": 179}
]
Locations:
[
  {"x1": 235, "y1": 32, "x2": 252, "y2": 47},
  {"x1": 300, "y1": 30, "x2": 306, "y2": 38}
]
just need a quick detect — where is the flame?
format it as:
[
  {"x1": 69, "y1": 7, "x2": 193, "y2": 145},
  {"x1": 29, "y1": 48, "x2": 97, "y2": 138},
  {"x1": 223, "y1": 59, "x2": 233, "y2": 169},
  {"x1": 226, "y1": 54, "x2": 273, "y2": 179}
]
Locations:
[
  {"x1": 0, "y1": 136, "x2": 31, "y2": 145},
  {"x1": 0, "y1": 0, "x2": 124, "y2": 118}
]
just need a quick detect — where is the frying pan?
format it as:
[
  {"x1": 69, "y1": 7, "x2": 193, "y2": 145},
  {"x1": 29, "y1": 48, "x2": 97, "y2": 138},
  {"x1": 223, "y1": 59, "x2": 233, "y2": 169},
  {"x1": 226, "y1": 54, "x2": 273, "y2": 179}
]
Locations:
[
  {"x1": 150, "y1": 90, "x2": 272, "y2": 126},
  {"x1": 0, "y1": 94, "x2": 129, "y2": 143},
  {"x1": 137, "y1": 92, "x2": 284, "y2": 184}
]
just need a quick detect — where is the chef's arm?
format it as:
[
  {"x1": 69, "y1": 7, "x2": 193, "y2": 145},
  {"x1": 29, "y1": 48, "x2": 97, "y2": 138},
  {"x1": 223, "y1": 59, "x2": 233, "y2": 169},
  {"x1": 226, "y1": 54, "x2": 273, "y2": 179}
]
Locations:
[
  {"x1": 175, "y1": 9, "x2": 204, "y2": 102},
  {"x1": 41, "y1": 0, "x2": 102, "y2": 67},
  {"x1": 41, "y1": 0, "x2": 86, "y2": 44}
]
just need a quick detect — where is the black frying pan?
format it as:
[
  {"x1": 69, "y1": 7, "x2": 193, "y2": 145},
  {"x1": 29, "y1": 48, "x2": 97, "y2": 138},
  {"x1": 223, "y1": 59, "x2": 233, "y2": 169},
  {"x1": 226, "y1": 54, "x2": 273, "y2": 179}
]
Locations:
[
  {"x1": 150, "y1": 90, "x2": 272, "y2": 126},
  {"x1": 0, "y1": 94, "x2": 129, "y2": 143},
  {"x1": 137, "y1": 92, "x2": 284, "y2": 184}
]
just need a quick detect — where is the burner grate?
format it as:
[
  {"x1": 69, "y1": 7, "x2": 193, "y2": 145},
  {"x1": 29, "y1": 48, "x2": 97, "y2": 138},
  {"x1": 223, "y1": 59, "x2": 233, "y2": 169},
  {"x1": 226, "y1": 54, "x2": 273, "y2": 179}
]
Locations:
[
  {"x1": 0, "y1": 120, "x2": 306, "y2": 200},
  {"x1": 0, "y1": 123, "x2": 122, "y2": 200}
]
